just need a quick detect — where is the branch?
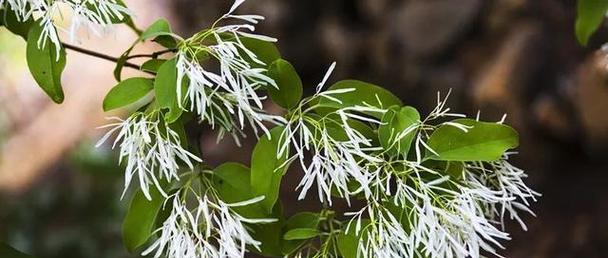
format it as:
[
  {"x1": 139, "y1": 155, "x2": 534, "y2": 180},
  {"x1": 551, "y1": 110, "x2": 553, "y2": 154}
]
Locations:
[
  {"x1": 62, "y1": 43, "x2": 155, "y2": 75},
  {"x1": 126, "y1": 49, "x2": 175, "y2": 60}
]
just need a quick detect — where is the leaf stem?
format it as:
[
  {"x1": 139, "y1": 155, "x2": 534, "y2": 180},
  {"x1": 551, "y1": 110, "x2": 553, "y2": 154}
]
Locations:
[{"x1": 61, "y1": 42, "x2": 154, "y2": 75}]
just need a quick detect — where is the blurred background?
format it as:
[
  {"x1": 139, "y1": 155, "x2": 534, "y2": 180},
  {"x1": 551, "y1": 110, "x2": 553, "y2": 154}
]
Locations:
[{"x1": 2, "y1": 0, "x2": 608, "y2": 257}]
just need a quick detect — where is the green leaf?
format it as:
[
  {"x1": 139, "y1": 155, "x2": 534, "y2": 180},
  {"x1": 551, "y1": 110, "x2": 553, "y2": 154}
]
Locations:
[
  {"x1": 0, "y1": 243, "x2": 35, "y2": 258},
  {"x1": 140, "y1": 19, "x2": 171, "y2": 40},
  {"x1": 576, "y1": 0, "x2": 608, "y2": 46},
  {"x1": 103, "y1": 77, "x2": 153, "y2": 111},
  {"x1": 122, "y1": 188, "x2": 165, "y2": 253},
  {"x1": 251, "y1": 126, "x2": 289, "y2": 213},
  {"x1": 140, "y1": 19, "x2": 177, "y2": 48},
  {"x1": 113, "y1": 44, "x2": 135, "y2": 81},
  {"x1": 26, "y1": 23, "x2": 66, "y2": 104},
  {"x1": 267, "y1": 59, "x2": 303, "y2": 109},
  {"x1": 320, "y1": 113, "x2": 378, "y2": 144},
  {"x1": 426, "y1": 119, "x2": 519, "y2": 161},
  {"x1": 240, "y1": 37, "x2": 281, "y2": 65},
  {"x1": 283, "y1": 228, "x2": 319, "y2": 240},
  {"x1": 154, "y1": 58, "x2": 183, "y2": 123},
  {"x1": 249, "y1": 202, "x2": 285, "y2": 257},
  {"x1": 378, "y1": 106, "x2": 420, "y2": 157},
  {"x1": 212, "y1": 162, "x2": 267, "y2": 219},
  {"x1": 141, "y1": 59, "x2": 167, "y2": 73},
  {"x1": 281, "y1": 212, "x2": 320, "y2": 255},
  {"x1": 284, "y1": 212, "x2": 320, "y2": 230},
  {"x1": 313, "y1": 80, "x2": 402, "y2": 119},
  {"x1": 2, "y1": 8, "x2": 34, "y2": 39},
  {"x1": 337, "y1": 219, "x2": 370, "y2": 258}
]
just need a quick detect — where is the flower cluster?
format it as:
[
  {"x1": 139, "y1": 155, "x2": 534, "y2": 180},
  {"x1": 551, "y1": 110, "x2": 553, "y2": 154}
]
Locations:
[
  {"x1": 96, "y1": 113, "x2": 200, "y2": 200},
  {"x1": 1, "y1": 0, "x2": 131, "y2": 53},
  {"x1": 278, "y1": 63, "x2": 383, "y2": 205},
  {"x1": 175, "y1": 0, "x2": 284, "y2": 144},
  {"x1": 279, "y1": 67, "x2": 539, "y2": 257},
  {"x1": 143, "y1": 189, "x2": 275, "y2": 258},
  {"x1": 93, "y1": 2, "x2": 288, "y2": 257}
]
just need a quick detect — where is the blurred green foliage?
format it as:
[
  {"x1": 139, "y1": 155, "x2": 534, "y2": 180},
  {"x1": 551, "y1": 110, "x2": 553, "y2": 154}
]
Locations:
[{"x1": 0, "y1": 140, "x2": 144, "y2": 258}]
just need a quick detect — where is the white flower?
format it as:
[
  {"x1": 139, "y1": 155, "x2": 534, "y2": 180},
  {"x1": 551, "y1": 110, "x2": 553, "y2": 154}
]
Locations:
[
  {"x1": 1, "y1": 0, "x2": 132, "y2": 55},
  {"x1": 175, "y1": 0, "x2": 284, "y2": 142},
  {"x1": 328, "y1": 91, "x2": 538, "y2": 258},
  {"x1": 0, "y1": 0, "x2": 30, "y2": 20},
  {"x1": 96, "y1": 113, "x2": 201, "y2": 200},
  {"x1": 464, "y1": 157, "x2": 540, "y2": 231},
  {"x1": 278, "y1": 62, "x2": 387, "y2": 205},
  {"x1": 143, "y1": 191, "x2": 274, "y2": 258}
]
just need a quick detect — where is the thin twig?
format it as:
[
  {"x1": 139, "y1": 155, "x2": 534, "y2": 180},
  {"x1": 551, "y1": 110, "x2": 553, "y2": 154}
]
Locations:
[
  {"x1": 62, "y1": 43, "x2": 155, "y2": 75},
  {"x1": 127, "y1": 49, "x2": 175, "y2": 60}
]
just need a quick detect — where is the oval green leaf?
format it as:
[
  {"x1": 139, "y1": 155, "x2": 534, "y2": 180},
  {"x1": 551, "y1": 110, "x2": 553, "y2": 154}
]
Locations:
[
  {"x1": 154, "y1": 58, "x2": 183, "y2": 123},
  {"x1": 378, "y1": 106, "x2": 420, "y2": 157},
  {"x1": 313, "y1": 80, "x2": 402, "y2": 119},
  {"x1": 281, "y1": 212, "x2": 321, "y2": 255},
  {"x1": 267, "y1": 59, "x2": 303, "y2": 109},
  {"x1": 103, "y1": 77, "x2": 153, "y2": 111},
  {"x1": 141, "y1": 19, "x2": 172, "y2": 40},
  {"x1": 141, "y1": 59, "x2": 167, "y2": 73},
  {"x1": 140, "y1": 19, "x2": 177, "y2": 48},
  {"x1": 122, "y1": 188, "x2": 165, "y2": 253},
  {"x1": 426, "y1": 119, "x2": 519, "y2": 161},
  {"x1": 26, "y1": 23, "x2": 66, "y2": 104},
  {"x1": 251, "y1": 126, "x2": 289, "y2": 213}
]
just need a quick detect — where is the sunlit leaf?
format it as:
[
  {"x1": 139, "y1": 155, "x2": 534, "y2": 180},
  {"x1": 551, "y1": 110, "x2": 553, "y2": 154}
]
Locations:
[
  {"x1": 140, "y1": 18, "x2": 177, "y2": 48},
  {"x1": 141, "y1": 59, "x2": 167, "y2": 73},
  {"x1": 103, "y1": 77, "x2": 153, "y2": 111}
]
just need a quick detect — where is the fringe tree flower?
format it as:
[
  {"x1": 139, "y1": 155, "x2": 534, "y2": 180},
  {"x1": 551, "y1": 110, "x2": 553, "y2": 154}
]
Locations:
[
  {"x1": 278, "y1": 62, "x2": 388, "y2": 204},
  {"x1": 278, "y1": 77, "x2": 539, "y2": 257},
  {"x1": 340, "y1": 103, "x2": 539, "y2": 258},
  {"x1": 175, "y1": 0, "x2": 284, "y2": 142},
  {"x1": 96, "y1": 112, "x2": 201, "y2": 200},
  {"x1": 1, "y1": 0, "x2": 132, "y2": 54},
  {"x1": 142, "y1": 189, "x2": 275, "y2": 258}
]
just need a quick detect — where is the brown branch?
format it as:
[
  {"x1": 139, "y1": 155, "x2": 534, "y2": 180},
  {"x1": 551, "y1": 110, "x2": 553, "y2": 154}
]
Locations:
[
  {"x1": 126, "y1": 49, "x2": 175, "y2": 60},
  {"x1": 62, "y1": 43, "x2": 155, "y2": 75}
]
